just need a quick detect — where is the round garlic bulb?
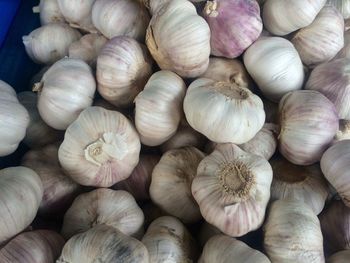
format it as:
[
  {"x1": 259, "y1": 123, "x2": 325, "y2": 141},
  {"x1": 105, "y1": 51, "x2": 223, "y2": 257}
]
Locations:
[
  {"x1": 0, "y1": 81, "x2": 29, "y2": 156},
  {"x1": 35, "y1": 0, "x2": 65, "y2": 25},
  {"x1": 150, "y1": 147, "x2": 205, "y2": 223},
  {"x1": 23, "y1": 23, "x2": 81, "y2": 64},
  {"x1": 327, "y1": 0, "x2": 350, "y2": 18},
  {"x1": 146, "y1": 0, "x2": 210, "y2": 77},
  {"x1": 197, "y1": 222, "x2": 222, "y2": 248},
  {"x1": 92, "y1": 0, "x2": 150, "y2": 41},
  {"x1": 278, "y1": 90, "x2": 339, "y2": 165},
  {"x1": 0, "y1": 167, "x2": 43, "y2": 244},
  {"x1": 243, "y1": 37, "x2": 304, "y2": 102},
  {"x1": 58, "y1": 106, "x2": 141, "y2": 187},
  {"x1": 57, "y1": 225, "x2": 149, "y2": 263},
  {"x1": 262, "y1": 0, "x2": 327, "y2": 35},
  {"x1": 184, "y1": 79, "x2": 265, "y2": 144},
  {"x1": 35, "y1": 58, "x2": 96, "y2": 130},
  {"x1": 199, "y1": 235, "x2": 271, "y2": 263},
  {"x1": 192, "y1": 144, "x2": 273, "y2": 237},
  {"x1": 97, "y1": 36, "x2": 153, "y2": 108},
  {"x1": 335, "y1": 30, "x2": 350, "y2": 59},
  {"x1": 264, "y1": 200, "x2": 325, "y2": 262},
  {"x1": 328, "y1": 250, "x2": 350, "y2": 263}
]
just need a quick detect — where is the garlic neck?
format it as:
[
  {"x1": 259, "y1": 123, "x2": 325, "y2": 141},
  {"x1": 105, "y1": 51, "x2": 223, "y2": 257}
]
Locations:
[
  {"x1": 204, "y1": 1, "x2": 219, "y2": 18},
  {"x1": 335, "y1": 119, "x2": 350, "y2": 141},
  {"x1": 33, "y1": 82, "x2": 43, "y2": 92},
  {"x1": 213, "y1": 82, "x2": 249, "y2": 100}
]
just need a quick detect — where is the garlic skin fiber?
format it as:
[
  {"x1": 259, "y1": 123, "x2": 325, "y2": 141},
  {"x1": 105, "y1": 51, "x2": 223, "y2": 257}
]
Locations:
[
  {"x1": 328, "y1": 250, "x2": 350, "y2": 263},
  {"x1": 58, "y1": 107, "x2": 141, "y2": 187},
  {"x1": 23, "y1": 23, "x2": 81, "y2": 64},
  {"x1": 36, "y1": 0, "x2": 65, "y2": 25},
  {"x1": 35, "y1": 58, "x2": 96, "y2": 130},
  {"x1": 327, "y1": 0, "x2": 350, "y2": 18}
]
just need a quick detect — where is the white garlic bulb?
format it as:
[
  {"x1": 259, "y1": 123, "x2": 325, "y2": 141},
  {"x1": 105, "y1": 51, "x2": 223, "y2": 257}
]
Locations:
[
  {"x1": 23, "y1": 23, "x2": 81, "y2": 64},
  {"x1": 335, "y1": 30, "x2": 350, "y2": 59},
  {"x1": 97, "y1": 36, "x2": 153, "y2": 108},
  {"x1": 146, "y1": 0, "x2": 210, "y2": 77},
  {"x1": 291, "y1": 6, "x2": 344, "y2": 67},
  {"x1": 184, "y1": 79, "x2": 265, "y2": 144},
  {"x1": 192, "y1": 144, "x2": 272, "y2": 237},
  {"x1": 34, "y1": 0, "x2": 65, "y2": 25},
  {"x1": 34, "y1": 58, "x2": 96, "y2": 130},
  {"x1": 58, "y1": 225, "x2": 150, "y2": 263},
  {"x1": 92, "y1": 0, "x2": 150, "y2": 41},
  {"x1": 197, "y1": 222, "x2": 222, "y2": 248},
  {"x1": 327, "y1": 0, "x2": 350, "y2": 18},
  {"x1": 328, "y1": 250, "x2": 350, "y2": 263},
  {"x1": 243, "y1": 37, "x2": 304, "y2": 102},
  {"x1": 264, "y1": 200, "x2": 325, "y2": 262},
  {"x1": 0, "y1": 81, "x2": 29, "y2": 156},
  {"x1": 262, "y1": 0, "x2": 327, "y2": 35},
  {"x1": 199, "y1": 235, "x2": 271, "y2": 263},
  {"x1": 58, "y1": 106, "x2": 141, "y2": 187},
  {"x1": 0, "y1": 167, "x2": 43, "y2": 245},
  {"x1": 135, "y1": 70, "x2": 186, "y2": 146}
]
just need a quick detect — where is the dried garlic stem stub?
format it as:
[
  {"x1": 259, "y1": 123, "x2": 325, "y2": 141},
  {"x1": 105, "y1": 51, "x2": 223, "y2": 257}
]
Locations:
[
  {"x1": 57, "y1": 225, "x2": 149, "y2": 263},
  {"x1": 150, "y1": 147, "x2": 205, "y2": 223},
  {"x1": 328, "y1": 250, "x2": 350, "y2": 263},
  {"x1": 264, "y1": 200, "x2": 325, "y2": 263},
  {"x1": 334, "y1": 119, "x2": 350, "y2": 142},
  {"x1": 58, "y1": 106, "x2": 141, "y2": 187},
  {"x1": 192, "y1": 144, "x2": 272, "y2": 237}
]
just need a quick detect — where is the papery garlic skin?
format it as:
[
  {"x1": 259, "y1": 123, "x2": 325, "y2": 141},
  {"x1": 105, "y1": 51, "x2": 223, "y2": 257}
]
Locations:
[
  {"x1": 59, "y1": 107, "x2": 141, "y2": 187},
  {"x1": 0, "y1": 167, "x2": 43, "y2": 245},
  {"x1": 23, "y1": 23, "x2": 81, "y2": 64},
  {"x1": 192, "y1": 144, "x2": 272, "y2": 237},
  {"x1": 264, "y1": 200, "x2": 325, "y2": 262},
  {"x1": 262, "y1": 0, "x2": 327, "y2": 36},
  {"x1": 58, "y1": 225, "x2": 149, "y2": 263},
  {"x1": 328, "y1": 250, "x2": 350, "y2": 263},
  {"x1": 184, "y1": 79, "x2": 265, "y2": 144},
  {"x1": 327, "y1": 0, "x2": 350, "y2": 18},
  {"x1": 146, "y1": 0, "x2": 210, "y2": 78},
  {"x1": 36, "y1": 0, "x2": 65, "y2": 25},
  {"x1": 135, "y1": 70, "x2": 186, "y2": 146},
  {"x1": 278, "y1": 90, "x2": 339, "y2": 165},
  {"x1": 291, "y1": 6, "x2": 344, "y2": 67},
  {"x1": 97, "y1": 36, "x2": 153, "y2": 108},
  {"x1": 243, "y1": 37, "x2": 304, "y2": 102},
  {"x1": 35, "y1": 58, "x2": 96, "y2": 130},
  {"x1": 335, "y1": 30, "x2": 350, "y2": 59},
  {"x1": 0, "y1": 81, "x2": 29, "y2": 156}
]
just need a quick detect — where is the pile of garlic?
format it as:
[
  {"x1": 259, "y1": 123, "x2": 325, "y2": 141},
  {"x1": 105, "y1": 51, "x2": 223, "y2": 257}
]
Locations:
[{"x1": 1, "y1": 0, "x2": 350, "y2": 261}]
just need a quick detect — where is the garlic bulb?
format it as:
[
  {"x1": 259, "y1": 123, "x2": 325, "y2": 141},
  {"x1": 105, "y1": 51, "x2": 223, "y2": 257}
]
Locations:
[
  {"x1": 0, "y1": 230, "x2": 65, "y2": 263},
  {"x1": 142, "y1": 216, "x2": 197, "y2": 263},
  {"x1": 264, "y1": 200, "x2": 325, "y2": 262},
  {"x1": 21, "y1": 144, "x2": 81, "y2": 216},
  {"x1": 150, "y1": 147, "x2": 205, "y2": 223},
  {"x1": 184, "y1": 79, "x2": 265, "y2": 144},
  {"x1": 68, "y1": 33, "x2": 108, "y2": 67},
  {"x1": 23, "y1": 23, "x2": 81, "y2": 64},
  {"x1": 327, "y1": 0, "x2": 350, "y2": 18},
  {"x1": 334, "y1": 119, "x2": 350, "y2": 142},
  {"x1": 197, "y1": 222, "x2": 222, "y2": 248},
  {"x1": 199, "y1": 235, "x2": 271, "y2": 263},
  {"x1": 192, "y1": 144, "x2": 272, "y2": 237},
  {"x1": 92, "y1": 0, "x2": 150, "y2": 41},
  {"x1": 278, "y1": 90, "x2": 339, "y2": 165},
  {"x1": 146, "y1": 0, "x2": 210, "y2": 77},
  {"x1": 203, "y1": 0, "x2": 262, "y2": 58},
  {"x1": 243, "y1": 37, "x2": 304, "y2": 102},
  {"x1": 17, "y1": 92, "x2": 62, "y2": 148},
  {"x1": 327, "y1": 250, "x2": 350, "y2": 263},
  {"x1": 58, "y1": 225, "x2": 149, "y2": 263},
  {"x1": 335, "y1": 30, "x2": 350, "y2": 59},
  {"x1": 0, "y1": 81, "x2": 29, "y2": 156},
  {"x1": 34, "y1": 58, "x2": 96, "y2": 130},
  {"x1": 61, "y1": 189, "x2": 144, "y2": 239},
  {"x1": 0, "y1": 167, "x2": 43, "y2": 244},
  {"x1": 270, "y1": 156, "x2": 329, "y2": 215},
  {"x1": 97, "y1": 36, "x2": 153, "y2": 108},
  {"x1": 135, "y1": 70, "x2": 186, "y2": 146},
  {"x1": 58, "y1": 106, "x2": 141, "y2": 187},
  {"x1": 34, "y1": 0, "x2": 65, "y2": 25},
  {"x1": 262, "y1": 0, "x2": 327, "y2": 36},
  {"x1": 291, "y1": 6, "x2": 344, "y2": 67},
  {"x1": 113, "y1": 154, "x2": 160, "y2": 201}
]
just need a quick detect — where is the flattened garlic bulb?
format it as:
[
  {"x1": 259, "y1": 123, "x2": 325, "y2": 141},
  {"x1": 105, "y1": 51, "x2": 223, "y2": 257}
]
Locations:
[
  {"x1": 135, "y1": 70, "x2": 186, "y2": 146},
  {"x1": 0, "y1": 81, "x2": 29, "y2": 156},
  {"x1": 184, "y1": 79, "x2": 265, "y2": 144},
  {"x1": 61, "y1": 189, "x2": 144, "y2": 240},
  {"x1": 150, "y1": 147, "x2": 205, "y2": 223},
  {"x1": 58, "y1": 106, "x2": 141, "y2": 187},
  {"x1": 0, "y1": 167, "x2": 43, "y2": 245},
  {"x1": 0, "y1": 230, "x2": 65, "y2": 263},
  {"x1": 192, "y1": 144, "x2": 272, "y2": 237},
  {"x1": 57, "y1": 225, "x2": 149, "y2": 263},
  {"x1": 23, "y1": 23, "x2": 81, "y2": 64},
  {"x1": 328, "y1": 250, "x2": 350, "y2": 263},
  {"x1": 35, "y1": 0, "x2": 65, "y2": 25},
  {"x1": 199, "y1": 235, "x2": 271, "y2": 263},
  {"x1": 35, "y1": 58, "x2": 96, "y2": 130}
]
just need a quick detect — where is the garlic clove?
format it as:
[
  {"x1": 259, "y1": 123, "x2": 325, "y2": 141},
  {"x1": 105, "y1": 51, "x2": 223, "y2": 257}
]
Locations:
[
  {"x1": 35, "y1": 0, "x2": 66, "y2": 25},
  {"x1": 327, "y1": 250, "x2": 350, "y2": 263},
  {"x1": 327, "y1": 0, "x2": 350, "y2": 19}
]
